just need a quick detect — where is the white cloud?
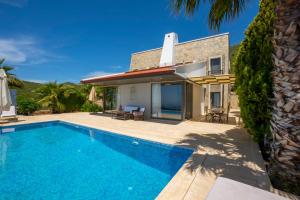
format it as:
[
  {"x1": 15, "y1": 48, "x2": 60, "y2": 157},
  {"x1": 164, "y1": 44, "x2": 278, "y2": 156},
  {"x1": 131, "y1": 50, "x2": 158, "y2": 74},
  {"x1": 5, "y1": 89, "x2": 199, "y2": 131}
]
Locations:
[
  {"x1": 0, "y1": 0, "x2": 28, "y2": 7},
  {"x1": 84, "y1": 71, "x2": 112, "y2": 79},
  {"x1": 0, "y1": 36, "x2": 65, "y2": 65},
  {"x1": 24, "y1": 79, "x2": 48, "y2": 83}
]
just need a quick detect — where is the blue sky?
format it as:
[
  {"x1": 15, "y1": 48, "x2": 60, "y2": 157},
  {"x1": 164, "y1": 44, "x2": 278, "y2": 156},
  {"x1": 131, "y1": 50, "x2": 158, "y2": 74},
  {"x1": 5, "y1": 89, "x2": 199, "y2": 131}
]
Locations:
[{"x1": 0, "y1": 0, "x2": 259, "y2": 83}]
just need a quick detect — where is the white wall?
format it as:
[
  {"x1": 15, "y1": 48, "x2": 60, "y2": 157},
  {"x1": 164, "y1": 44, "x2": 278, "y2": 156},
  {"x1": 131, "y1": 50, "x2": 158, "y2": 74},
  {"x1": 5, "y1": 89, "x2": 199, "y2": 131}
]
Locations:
[
  {"x1": 175, "y1": 63, "x2": 206, "y2": 78},
  {"x1": 117, "y1": 83, "x2": 151, "y2": 119}
]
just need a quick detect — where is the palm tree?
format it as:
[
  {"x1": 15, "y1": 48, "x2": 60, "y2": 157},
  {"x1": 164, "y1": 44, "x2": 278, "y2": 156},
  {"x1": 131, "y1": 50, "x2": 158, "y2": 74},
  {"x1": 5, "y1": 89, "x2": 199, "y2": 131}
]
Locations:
[
  {"x1": 171, "y1": 0, "x2": 300, "y2": 180},
  {"x1": 270, "y1": 0, "x2": 300, "y2": 181},
  {"x1": 0, "y1": 59, "x2": 24, "y2": 88},
  {"x1": 35, "y1": 82, "x2": 79, "y2": 113}
]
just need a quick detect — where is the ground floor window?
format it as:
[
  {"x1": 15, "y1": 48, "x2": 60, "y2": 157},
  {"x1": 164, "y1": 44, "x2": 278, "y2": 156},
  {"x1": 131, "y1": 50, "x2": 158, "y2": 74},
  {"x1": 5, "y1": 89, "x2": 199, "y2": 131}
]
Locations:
[
  {"x1": 211, "y1": 92, "x2": 221, "y2": 108},
  {"x1": 151, "y1": 82, "x2": 183, "y2": 120}
]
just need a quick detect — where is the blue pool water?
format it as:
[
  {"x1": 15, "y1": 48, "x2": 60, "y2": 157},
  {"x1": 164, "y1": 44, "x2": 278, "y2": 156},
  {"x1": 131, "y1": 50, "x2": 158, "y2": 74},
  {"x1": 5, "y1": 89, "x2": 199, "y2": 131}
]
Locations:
[{"x1": 0, "y1": 121, "x2": 192, "y2": 200}]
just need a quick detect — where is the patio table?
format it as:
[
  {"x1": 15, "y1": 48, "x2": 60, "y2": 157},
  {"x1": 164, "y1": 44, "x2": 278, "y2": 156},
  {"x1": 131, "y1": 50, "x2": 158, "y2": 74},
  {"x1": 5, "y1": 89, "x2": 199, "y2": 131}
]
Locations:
[
  {"x1": 207, "y1": 108, "x2": 225, "y2": 123},
  {"x1": 111, "y1": 110, "x2": 131, "y2": 120}
]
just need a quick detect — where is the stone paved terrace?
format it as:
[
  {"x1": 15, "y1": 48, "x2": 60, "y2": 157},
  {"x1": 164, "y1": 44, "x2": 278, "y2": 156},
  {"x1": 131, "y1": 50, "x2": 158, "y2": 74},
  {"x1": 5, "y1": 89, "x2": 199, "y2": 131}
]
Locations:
[{"x1": 0, "y1": 112, "x2": 275, "y2": 200}]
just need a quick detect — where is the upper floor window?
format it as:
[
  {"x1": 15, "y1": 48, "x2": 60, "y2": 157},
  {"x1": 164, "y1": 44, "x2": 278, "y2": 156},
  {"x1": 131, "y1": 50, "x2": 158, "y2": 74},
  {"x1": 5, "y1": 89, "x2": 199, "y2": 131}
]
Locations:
[{"x1": 210, "y1": 57, "x2": 222, "y2": 75}]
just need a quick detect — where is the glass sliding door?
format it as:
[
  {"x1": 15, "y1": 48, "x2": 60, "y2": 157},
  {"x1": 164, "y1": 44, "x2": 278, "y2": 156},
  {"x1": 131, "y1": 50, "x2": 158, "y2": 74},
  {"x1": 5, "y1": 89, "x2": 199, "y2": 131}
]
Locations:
[
  {"x1": 151, "y1": 83, "x2": 183, "y2": 120},
  {"x1": 151, "y1": 83, "x2": 162, "y2": 118}
]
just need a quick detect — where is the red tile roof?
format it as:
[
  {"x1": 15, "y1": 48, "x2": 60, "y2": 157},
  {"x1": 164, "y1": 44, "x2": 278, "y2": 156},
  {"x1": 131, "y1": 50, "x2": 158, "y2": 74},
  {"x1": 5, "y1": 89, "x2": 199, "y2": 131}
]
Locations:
[{"x1": 81, "y1": 66, "x2": 175, "y2": 84}]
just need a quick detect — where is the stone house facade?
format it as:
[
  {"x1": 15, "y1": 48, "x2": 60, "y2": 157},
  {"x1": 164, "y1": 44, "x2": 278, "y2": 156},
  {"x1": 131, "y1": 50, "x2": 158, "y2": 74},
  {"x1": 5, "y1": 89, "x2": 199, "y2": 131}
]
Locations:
[
  {"x1": 130, "y1": 34, "x2": 229, "y2": 74},
  {"x1": 82, "y1": 33, "x2": 234, "y2": 121}
]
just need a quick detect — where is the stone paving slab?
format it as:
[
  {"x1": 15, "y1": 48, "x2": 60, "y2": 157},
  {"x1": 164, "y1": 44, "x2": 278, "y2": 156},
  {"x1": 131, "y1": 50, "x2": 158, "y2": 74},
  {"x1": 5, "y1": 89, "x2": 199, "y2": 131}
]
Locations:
[{"x1": 206, "y1": 177, "x2": 288, "y2": 200}]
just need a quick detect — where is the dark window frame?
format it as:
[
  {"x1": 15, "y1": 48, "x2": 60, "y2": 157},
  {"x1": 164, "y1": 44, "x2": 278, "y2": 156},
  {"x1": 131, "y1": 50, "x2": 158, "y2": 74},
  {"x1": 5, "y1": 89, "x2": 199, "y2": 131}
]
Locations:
[
  {"x1": 209, "y1": 57, "x2": 222, "y2": 75},
  {"x1": 210, "y1": 92, "x2": 221, "y2": 108}
]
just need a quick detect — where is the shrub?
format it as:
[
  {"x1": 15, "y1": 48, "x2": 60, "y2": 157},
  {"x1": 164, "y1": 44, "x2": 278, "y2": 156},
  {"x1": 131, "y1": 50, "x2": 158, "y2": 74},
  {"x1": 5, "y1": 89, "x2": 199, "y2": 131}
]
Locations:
[
  {"x1": 62, "y1": 92, "x2": 85, "y2": 112},
  {"x1": 234, "y1": 0, "x2": 275, "y2": 143},
  {"x1": 81, "y1": 102, "x2": 102, "y2": 113},
  {"x1": 17, "y1": 97, "x2": 41, "y2": 115}
]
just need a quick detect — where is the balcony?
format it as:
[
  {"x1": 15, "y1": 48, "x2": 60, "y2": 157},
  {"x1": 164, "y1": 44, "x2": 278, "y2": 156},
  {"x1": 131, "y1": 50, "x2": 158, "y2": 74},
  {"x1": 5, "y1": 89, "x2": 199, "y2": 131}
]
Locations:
[{"x1": 208, "y1": 69, "x2": 223, "y2": 75}]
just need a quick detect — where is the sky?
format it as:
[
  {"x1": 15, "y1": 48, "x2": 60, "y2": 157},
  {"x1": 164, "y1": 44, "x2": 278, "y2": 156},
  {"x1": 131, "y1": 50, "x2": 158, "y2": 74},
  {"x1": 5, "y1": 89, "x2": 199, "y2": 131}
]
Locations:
[{"x1": 0, "y1": 0, "x2": 259, "y2": 83}]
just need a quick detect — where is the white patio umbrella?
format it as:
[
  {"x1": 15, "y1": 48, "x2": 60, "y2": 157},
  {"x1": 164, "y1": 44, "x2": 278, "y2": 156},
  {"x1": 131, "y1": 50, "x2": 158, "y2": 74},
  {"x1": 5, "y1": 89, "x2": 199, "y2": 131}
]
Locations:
[
  {"x1": 0, "y1": 69, "x2": 12, "y2": 115},
  {"x1": 88, "y1": 86, "x2": 97, "y2": 103}
]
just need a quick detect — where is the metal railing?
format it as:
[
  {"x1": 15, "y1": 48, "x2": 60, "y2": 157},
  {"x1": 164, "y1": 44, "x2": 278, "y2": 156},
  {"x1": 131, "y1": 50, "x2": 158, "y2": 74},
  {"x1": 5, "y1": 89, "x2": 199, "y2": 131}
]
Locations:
[{"x1": 208, "y1": 69, "x2": 223, "y2": 75}]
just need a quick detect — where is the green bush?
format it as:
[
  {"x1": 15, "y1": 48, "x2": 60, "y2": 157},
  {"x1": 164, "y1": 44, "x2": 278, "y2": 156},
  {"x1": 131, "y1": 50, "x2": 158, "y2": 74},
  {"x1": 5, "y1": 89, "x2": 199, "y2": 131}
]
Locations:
[
  {"x1": 81, "y1": 102, "x2": 102, "y2": 113},
  {"x1": 62, "y1": 92, "x2": 85, "y2": 112},
  {"x1": 234, "y1": 0, "x2": 275, "y2": 143},
  {"x1": 17, "y1": 97, "x2": 41, "y2": 115}
]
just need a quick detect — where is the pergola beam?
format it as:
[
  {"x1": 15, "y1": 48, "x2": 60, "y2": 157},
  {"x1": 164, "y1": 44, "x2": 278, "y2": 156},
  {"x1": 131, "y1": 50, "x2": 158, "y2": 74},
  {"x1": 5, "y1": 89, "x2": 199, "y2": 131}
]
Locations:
[{"x1": 190, "y1": 74, "x2": 236, "y2": 85}]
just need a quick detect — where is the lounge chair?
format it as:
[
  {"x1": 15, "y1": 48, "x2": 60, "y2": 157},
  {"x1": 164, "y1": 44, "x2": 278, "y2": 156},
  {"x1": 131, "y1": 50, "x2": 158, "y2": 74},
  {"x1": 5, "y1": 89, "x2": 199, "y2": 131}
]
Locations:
[
  {"x1": 133, "y1": 107, "x2": 145, "y2": 121},
  {"x1": 112, "y1": 105, "x2": 139, "y2": 120},
  {"x1": 1, "y1": 105, "x2": 18, "y2": 121}
]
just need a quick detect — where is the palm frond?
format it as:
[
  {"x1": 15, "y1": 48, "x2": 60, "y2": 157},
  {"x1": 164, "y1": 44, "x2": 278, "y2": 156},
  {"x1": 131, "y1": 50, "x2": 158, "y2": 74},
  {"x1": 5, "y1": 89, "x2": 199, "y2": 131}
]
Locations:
[
  {"x1": 8, "y1": 77, "x2": 24, "y2": 88},
  {"x1": 171, "y1": 0, "x2": 246, "y2": 30},
  {"x1": 208, "y1": 0, "x2": 246, "y2": 30},
  {"x1": 172, "y1": 0, "x2": 201, "y2": 15},
  {"x1": 0, "y1": 59, "x2": 24, "y2": 88},
  {"x1": 57, "y1": 101, "x2": 66, "y2": 113},
  {"x1": 1, "y1": 66, "x2": 14, "y2": 73}
]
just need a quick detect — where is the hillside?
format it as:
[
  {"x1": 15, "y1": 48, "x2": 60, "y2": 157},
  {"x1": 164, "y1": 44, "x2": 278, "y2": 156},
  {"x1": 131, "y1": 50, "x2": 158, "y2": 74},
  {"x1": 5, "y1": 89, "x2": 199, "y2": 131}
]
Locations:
[
  {"x1": 15, "y1": 81, "x2": 42, "y2": 99},
  {"x1": 229, "y1": 44, "x2": 240, "y2": 73}
]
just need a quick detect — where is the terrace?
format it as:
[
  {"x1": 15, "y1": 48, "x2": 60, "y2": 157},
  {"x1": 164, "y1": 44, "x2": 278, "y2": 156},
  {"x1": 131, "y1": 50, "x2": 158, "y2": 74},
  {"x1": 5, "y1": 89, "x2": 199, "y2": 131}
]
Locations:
[{"x1": 1, "y1": 112, "x2": 289, "y2": 200}]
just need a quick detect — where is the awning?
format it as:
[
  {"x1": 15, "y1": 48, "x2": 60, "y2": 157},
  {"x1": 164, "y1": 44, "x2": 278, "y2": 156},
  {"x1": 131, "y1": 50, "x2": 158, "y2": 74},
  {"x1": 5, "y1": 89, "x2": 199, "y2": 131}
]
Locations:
[
  {"x1": 81, "y1": 65, "x2": 236, "y2": 86},
  {"x1": 190, "y1": 74, "x2": 236, "y2": 85},
  {"x1": 81, "y1": 66, "x2": 176, "y2": 84}
]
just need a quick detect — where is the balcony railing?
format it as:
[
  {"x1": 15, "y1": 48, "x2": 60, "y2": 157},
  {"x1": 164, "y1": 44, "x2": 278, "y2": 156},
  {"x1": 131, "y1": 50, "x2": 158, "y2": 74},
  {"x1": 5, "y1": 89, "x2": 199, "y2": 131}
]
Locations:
[{"x1": 208, "y1": 69, "x2": 223, "y2": 75}]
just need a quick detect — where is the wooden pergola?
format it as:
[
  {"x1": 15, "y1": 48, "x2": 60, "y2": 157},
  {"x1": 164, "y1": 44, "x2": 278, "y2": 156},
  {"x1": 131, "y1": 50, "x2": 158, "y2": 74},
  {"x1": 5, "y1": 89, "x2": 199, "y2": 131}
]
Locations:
[{"x1": 190, "y1": 74, "x2": 236, "y2": 85}]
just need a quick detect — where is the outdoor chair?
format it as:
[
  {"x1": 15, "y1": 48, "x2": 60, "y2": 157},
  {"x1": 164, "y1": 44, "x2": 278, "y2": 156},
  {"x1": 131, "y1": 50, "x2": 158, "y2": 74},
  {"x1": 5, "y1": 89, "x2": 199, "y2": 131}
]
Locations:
[
  {"x1": 206, "y1": 107, "x2": 224, "y2": 123},
  {"x1": 112, "y1": 105, "x2": 138, "y2": 120},
  {"x1": 133, "y1": 107, "x2": 145, "y2": 121},
  {"x1": 1, "y1": 105, "x2": 18, "y2": 122}
]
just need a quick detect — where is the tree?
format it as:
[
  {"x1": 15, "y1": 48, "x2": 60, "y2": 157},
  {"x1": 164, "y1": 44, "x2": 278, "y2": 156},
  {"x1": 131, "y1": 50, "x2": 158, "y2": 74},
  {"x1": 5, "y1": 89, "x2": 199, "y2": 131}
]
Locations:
[
  {"x1": 35, "y1": 82, "x2": 81, "y2": 113},
  {"x1": 0, "y1": 59, "x2": 24, "y2": 88},
  {"x1": 171, "y1": 0, "x2": 300, "y2": 181},
  {"x1": 270, "y1": 0, "x2": 300, "y2": 182},
  {"x1": 234, "y1": 0, "x2": 274, "y2": 144}
]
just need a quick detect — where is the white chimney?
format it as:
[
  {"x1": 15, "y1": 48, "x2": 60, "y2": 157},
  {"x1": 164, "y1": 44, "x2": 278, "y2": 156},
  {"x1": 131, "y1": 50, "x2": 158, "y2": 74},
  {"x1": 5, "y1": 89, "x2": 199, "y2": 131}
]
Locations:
[{"x1": 159, "y1": 32, "x2": 178, "y2": 67}]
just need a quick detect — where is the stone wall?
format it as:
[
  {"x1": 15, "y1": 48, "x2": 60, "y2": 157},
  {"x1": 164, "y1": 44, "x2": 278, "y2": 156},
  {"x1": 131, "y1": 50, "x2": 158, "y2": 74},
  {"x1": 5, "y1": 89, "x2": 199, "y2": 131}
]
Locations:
[
  {"x1": 130, "y1": 33, "x2": 229, "y2": 74},
  {"x1": 130, "y1": 48, "x2": 162, "y2": 70}
]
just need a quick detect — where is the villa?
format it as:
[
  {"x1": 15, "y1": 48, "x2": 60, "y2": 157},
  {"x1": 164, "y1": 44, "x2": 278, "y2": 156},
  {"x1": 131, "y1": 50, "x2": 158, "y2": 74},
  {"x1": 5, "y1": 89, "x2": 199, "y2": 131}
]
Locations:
[
  {"x1": 81, "y1": 32, "x2": 236, "y2": 121},
  {"x1": 0, "y1": 33, "x2": 291, "y2": 200}
]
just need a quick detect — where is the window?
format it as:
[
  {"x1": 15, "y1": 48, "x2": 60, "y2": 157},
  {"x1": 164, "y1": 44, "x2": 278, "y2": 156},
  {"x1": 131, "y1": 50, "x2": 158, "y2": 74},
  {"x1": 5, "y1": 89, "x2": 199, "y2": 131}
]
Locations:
[
  {"x1": 151, "y1": 83, "x2": 183, "y2": 120},
  {"x1": 210, "y1": 57, "x2": 221, "y2": 74},
  {"x1": 211, "y1": 92, "x2": 221, "y2": 108}
]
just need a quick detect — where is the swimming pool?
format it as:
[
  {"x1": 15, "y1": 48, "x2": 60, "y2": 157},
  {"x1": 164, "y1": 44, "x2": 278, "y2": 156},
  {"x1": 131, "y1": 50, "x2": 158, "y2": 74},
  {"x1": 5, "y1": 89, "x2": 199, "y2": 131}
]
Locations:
[{"x1": 0, "y1": 121, "x2": 193, "y2": 200}]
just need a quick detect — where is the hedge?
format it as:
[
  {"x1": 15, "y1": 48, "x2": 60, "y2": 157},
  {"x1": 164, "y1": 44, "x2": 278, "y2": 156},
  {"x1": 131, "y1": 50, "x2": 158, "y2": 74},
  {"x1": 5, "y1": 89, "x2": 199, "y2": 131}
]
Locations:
[{"x1": 234, "y1": 0, "x2": 275, "y2": 143}]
